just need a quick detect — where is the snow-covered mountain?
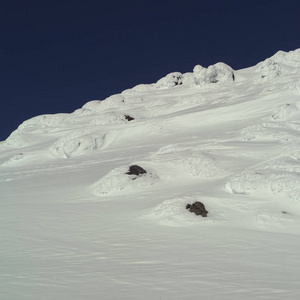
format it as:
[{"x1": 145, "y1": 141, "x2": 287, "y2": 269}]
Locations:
[{"x1": 1, "y1": 49, "x2": 300, "y2": 299}]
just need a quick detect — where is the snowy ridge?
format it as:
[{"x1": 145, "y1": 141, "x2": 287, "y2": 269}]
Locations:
[{"x1": 1, "y1": 49, "x2": 300, "y2": 299}]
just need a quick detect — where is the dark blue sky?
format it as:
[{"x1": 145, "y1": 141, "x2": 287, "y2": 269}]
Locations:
[{"x1": 1, "y1": 0, "x2": 299, "y2": 141}]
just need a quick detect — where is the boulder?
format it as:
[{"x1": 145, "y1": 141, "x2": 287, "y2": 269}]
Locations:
[
  {"x1": 186, "y1": 201, "x2": 208, "y2": 217},
  {"x1": 126, "y1": 165, "x2": 147, "y2": 176},
  {"x1": 124, "y1": 115, "x2": 134, "y2": 121}
]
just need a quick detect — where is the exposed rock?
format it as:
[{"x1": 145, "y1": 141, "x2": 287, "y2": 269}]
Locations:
[
  {"x1": 126, "y1": 165, "x2": 147, "y2": 176},
  {"x1": 186, "y1": 201, "x2": 208, "y2": 217},
  {"x1": 124, "y1": 115, "x2": 134, "y2": 121}
]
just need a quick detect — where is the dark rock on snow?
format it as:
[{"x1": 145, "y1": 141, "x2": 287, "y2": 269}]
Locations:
[
  {"x1": 124, "y1": 115, "x2": 134, "y2": 121},
  {"x1": 186, "y1": 202, "x2": 208, "y2": 217},
  {"x1": 126, "y1": 165, "x2": 147, "y2": 176}
]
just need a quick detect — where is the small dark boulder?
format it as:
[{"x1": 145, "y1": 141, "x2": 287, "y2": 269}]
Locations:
[
  {"x1": 186, "y1": 201, "x2": 208, "y2": 217},
  {"x1": 124, "y1": 115, "x2": 134, "y2": 121},
  {"x1": 126, "y1": 165, "x2": 147, "y2": 176}
]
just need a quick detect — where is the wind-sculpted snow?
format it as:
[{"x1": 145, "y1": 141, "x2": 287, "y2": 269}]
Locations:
[
  {"x1": 18, "y1": 114, "x2": 70, "y2": 130},
  {"x1": 149, "y1": 144, "x2": 229, "y2": 180},
  {"x1": 78, "y1": 94, "x2": 126, "y2": 115},
  {"x1": 5, "y1": 131, "x2": 28, "y2": 147},
  {"x1": 1, "y1": 153, "x2": 26, "y2": 166},
  {"x1": 272, "y1": 49, "x2": 300, "y2": 67},
  {"x1": 255, "y1": 49, "x2": 300, "y2": 82},
  {"x1": 154, "y1": 62, "x2": 235, "y2": 89},
  {"x1": 142, "y1": 196, "x2": 213, "y2": 227},
  {"x1": 226, "y1": 154, "x2": 300, "y2": 201},
  {"x1": 193, "y1": 62, "x2": 235, "y2": 85},
  {"x1": 89, "y1": 112, "x2": 137, "y2": 125},
  {"x1": 93, "y1": 165, "x2": 159, "y2": 197},
  {"x1": 256, "y1": 59, "x2": 281, "y2": 82},
  {"x1": 289, "y1": 79, "x2": 300, "y2": 95},
  {"x1": 5, "y1": 114, "x2": 75, "y2": 147},
  {"x1": 241, "y1": 122, "x2": 292, "y2": 141},
  {"x1": 270, "y1": 103, "x2": 297, "y2": 120},
  {"x1": 3, "y1": 48, "x2": 300, "y2": 300},
  {"x1": 49, "y1": 130, "x2": 116, "y2": 158},
  {"x1": 155, "y1": 72, "x2": 184, "y2": 88}
]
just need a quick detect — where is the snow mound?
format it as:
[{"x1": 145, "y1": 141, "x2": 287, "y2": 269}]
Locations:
[
  {"x1": 93, "y1": 165, "x2": 159, "y2": 197},
  {"x1": 150, "y1": 145, "x2": 229, "y2": 179},
  {"x1": 150, "y1": 62, "x2": 235, "y2": 89},
  {"x1": 5, "y1": 114, "x2": 74, "y2": 147},
  {"x1": 256, "y1": 59, "x2": 281, "y2": 81},
  {"x1": 18, "y1": 114, "x2": 68, "y2": 130},
  {"x1": 141, "y1": 196, "x2": 219, "y2": 227},
  {"x1": 155, "y1": 72, "x2": 183, "y2": 88},
  {"x1": 78, "y1": 94, "x2": 125, "y2": 115},
  {"x1": 49, "y1": 130, "x2": 116, "y2": 158},
  {"x1": 193, "y1": 62, "x2": 235, "y2": 86},
  {"x1": 226, "y1": 156, "x2": 300, "y2": 201},
  {"x1": 142, "y1": 197, "x2": 203, "y2": 226},
  {"x1": 272, "y1": 49, "x2": 300, "y2": 67},
  {"x1": 255, "y1": 49, "x2": 300, "y2": 82}
]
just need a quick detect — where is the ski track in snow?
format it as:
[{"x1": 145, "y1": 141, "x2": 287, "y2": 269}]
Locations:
[{"x1": 1, "y1": 49, "x2": 300, "y2": 299}]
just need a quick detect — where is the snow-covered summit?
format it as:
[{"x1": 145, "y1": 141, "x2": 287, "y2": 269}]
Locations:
[{"x1": 1, "y1": 49, "x2": 300, "y2": 299}]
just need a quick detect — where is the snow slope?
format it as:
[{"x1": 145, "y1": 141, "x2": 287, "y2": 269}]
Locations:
[{"x1": 1, "y1": 49, "x2": 300, "y2": 299}]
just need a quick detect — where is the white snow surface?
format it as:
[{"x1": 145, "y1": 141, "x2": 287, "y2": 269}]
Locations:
[{"x1": 1, "y1": 49, "x2": 300, "y2": 299}]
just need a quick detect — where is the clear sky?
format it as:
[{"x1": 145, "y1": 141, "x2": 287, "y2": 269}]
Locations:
[{"x1": 1, "y1": 0, "x2": 299, "y2": 141}]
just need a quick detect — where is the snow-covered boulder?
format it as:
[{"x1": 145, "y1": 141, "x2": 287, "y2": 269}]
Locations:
[
  {"x1": 154, "y1": 63, "x2": 235, "y2": 89},
  {"x1": 155, "y1": 72, "x2": 183, "y2": 88},
  {"x1": 193, "y1": 62, "x2": 235, "y2": 86},
  {"x1": 256, "y1": 58, "x2": 281, "y2": 81}
]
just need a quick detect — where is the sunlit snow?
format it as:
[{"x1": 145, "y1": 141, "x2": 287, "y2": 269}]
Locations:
[{"x1": 1, "y1": 49, "x2": 300, "y2": 299}]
